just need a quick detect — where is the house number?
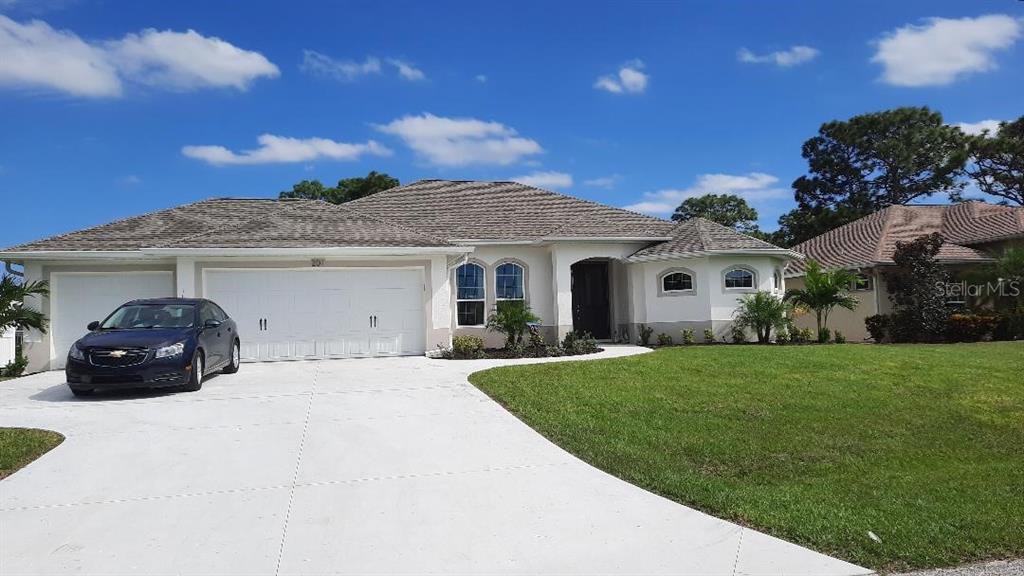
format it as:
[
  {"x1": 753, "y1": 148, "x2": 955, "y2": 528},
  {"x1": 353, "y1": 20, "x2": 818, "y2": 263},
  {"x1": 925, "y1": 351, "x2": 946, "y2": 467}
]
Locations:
[{"x1": 311, "y1": 258, "x2": 325, "y2": 267}]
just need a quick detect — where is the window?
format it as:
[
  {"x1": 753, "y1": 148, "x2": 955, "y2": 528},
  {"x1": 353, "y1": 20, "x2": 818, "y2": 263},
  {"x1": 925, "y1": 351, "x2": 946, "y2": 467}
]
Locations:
[
  {"x1": 662, "y1": 271, "x2": 693, "y2": 293},
  {"x1": 100, "y1": 304, "x2": 196, "y2": 329},
  {"x1": 851, "y1": 273, "x2": 873, "y2": 291},
  {"x1": 495, "y1": 262, "x2": 525, "y2": 301},
  {"x1": 199, "y1": 303, "x2": 218, "y2": 325},
  {"x1": 773, "y1": 269, "x2": 782, "y2": 291},
  {"x1": 456, "y1": 263, "x2": 485, "y2": 326},
  {"x1": 724, "y1": 268, "x2": 755, "y2": 289}
]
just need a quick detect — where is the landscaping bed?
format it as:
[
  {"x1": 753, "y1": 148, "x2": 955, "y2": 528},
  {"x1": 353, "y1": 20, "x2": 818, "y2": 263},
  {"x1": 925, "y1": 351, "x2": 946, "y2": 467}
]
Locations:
[
  {"x1": 0, "y1": 428, "x2": 64, "y2": 480},
  {"x1": 469, "y1": 342, "x2": 1024, "y2": 572}
]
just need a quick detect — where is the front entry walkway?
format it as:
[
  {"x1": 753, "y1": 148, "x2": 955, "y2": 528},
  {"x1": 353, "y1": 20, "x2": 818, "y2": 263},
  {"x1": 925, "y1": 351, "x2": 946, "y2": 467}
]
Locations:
[{"x1": 0, "y1": 347, "x2": 869, "y2": 575}]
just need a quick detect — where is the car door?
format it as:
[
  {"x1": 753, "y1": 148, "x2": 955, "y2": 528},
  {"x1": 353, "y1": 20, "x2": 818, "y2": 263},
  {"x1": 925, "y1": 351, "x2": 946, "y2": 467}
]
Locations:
[
  {"x1": 198, "y1": 302, "x2": 226, "y2": 368},
  {"x1": 209, "y1": 301, "x2": 236, "y2": 362}
]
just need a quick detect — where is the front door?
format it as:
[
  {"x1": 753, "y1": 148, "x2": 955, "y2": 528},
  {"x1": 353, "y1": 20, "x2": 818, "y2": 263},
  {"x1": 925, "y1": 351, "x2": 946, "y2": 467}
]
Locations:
[{"x1": 571, "y1": 260, "x2": 611, "y2": 339}]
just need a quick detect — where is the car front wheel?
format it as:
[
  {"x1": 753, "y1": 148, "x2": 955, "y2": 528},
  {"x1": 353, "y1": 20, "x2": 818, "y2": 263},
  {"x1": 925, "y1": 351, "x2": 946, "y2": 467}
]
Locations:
[
  {"x1": 183, "y1": 350, "x2": 204, "y2": 392},
  {"x1": 222, "y1": 340, "x2": 240, "y2": 374}
]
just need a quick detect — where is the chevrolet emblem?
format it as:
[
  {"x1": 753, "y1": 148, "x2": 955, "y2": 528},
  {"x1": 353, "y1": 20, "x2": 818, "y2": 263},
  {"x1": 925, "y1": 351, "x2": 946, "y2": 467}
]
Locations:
[{"x1": 109, "y1": 350, "x2": 127, "y2": 358}]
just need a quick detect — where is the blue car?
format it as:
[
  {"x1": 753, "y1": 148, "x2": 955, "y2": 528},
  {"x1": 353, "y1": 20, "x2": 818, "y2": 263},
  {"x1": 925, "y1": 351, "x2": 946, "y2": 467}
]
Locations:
[{"x1": 65, "y1": 298, "x2": 240, "y2": 396}]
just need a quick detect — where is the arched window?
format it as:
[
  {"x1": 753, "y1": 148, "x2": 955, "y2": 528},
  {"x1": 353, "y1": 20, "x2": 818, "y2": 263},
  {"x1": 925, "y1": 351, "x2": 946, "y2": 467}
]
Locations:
[
  {"x1": 662, "y1": 271, "x2": 693, "y2": 293},
  {"x1": 494, "y1": 262, "x2": 525, "y2": 301},
  {"x1": 773, "y1": 269, "x2": 782, "y2": 291},
  {"x1": 724, "y1": 267, "x2": 755, "y2": 289},
  {"x1": 456, "y1": 263, "x2": 486, "y2": 326}
]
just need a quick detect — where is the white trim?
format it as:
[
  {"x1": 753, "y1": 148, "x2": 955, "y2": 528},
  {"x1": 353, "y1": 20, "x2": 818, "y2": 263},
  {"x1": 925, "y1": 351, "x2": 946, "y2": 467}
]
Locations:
[
  {"x1": 657, "y1": 268, "x2": 696, "y2": 297},
  {"x1": 454, "y1": 261, "x2": 487, "y2": 328},
  {"x1": 722, "y1": 266, "x2": 757, "y2": 291},
  {"x1": 493, "y1": 260, "x2": 526, "y2": 302},
  {"x1": 629, "y1": 248, "x2": 803, "y2": 263}
]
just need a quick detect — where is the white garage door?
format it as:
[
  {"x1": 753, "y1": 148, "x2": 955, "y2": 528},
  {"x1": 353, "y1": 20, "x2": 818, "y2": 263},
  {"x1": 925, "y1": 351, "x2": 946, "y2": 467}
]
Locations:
[
  {"x1": 51, "y1": 272, "x2": 175, "y2": 369},
  {"x1": 203, "y1": 268, "x2": 424, "y2": 361}
]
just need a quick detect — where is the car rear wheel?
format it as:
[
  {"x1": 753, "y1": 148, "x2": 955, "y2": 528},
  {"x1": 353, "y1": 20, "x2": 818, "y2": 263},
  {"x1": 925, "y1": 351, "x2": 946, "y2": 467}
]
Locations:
[
  {"x1": 183, "y1": 350, "x2": 204, "y2": 392},
  {"x1": 222, "y1": 340, "x2": 240, "y2": 374}
]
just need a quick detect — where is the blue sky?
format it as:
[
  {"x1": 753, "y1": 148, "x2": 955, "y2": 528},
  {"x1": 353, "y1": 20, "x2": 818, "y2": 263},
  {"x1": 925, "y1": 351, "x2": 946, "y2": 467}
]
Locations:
[{"x1": 1, "y1": 0, "x2": 1021, "y2": 249}]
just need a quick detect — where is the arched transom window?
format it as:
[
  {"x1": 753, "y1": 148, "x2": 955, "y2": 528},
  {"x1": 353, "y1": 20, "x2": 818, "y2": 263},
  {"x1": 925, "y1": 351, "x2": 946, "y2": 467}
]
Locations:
[
  {"x1": 495, "y1": 262, "x2": 525, "y2": 301},
  {"x1": 456, "y1": 263, "x2": 485, "y2": 326},
  {"x1": 724, "y1": 268, "x2": 755, "y2": 289},
  {"x1": 662, "y1": 271, "x2": 693, "y2": 293}
]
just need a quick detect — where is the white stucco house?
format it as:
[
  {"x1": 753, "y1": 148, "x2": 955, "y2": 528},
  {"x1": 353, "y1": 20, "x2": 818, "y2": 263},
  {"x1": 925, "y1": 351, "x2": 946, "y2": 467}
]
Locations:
[{"x1": 0, "y1": 180, "x2": 800, "y2": 372}]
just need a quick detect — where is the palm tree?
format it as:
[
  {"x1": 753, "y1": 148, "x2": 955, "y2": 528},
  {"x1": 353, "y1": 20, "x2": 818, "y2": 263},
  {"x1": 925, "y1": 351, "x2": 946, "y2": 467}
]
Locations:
[
  {"x1": 0, "y1": 275, "x2": 50, "y2": 334},
  {"x1": 733, "y1": 291, "x2": 790, "y2": 343},
  {"x1": 784, "y1": 260, "x2": 859, "y2": 342}
]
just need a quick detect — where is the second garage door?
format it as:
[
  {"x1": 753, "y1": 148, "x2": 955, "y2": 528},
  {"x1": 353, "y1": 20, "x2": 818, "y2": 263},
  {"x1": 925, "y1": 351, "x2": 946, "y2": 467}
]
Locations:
[{"x1": 204, "y1": 268, "x2": 425, "y2": 361}]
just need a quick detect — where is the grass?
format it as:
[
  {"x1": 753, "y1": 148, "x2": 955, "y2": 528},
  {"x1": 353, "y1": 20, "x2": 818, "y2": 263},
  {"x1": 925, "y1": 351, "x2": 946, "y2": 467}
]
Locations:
[
  {"x1": 470, "y1": 342, "x2": 1024, "y2": 572},
  {"x1": 0, "y1": 428, "x2": 64, "y2": 480}
]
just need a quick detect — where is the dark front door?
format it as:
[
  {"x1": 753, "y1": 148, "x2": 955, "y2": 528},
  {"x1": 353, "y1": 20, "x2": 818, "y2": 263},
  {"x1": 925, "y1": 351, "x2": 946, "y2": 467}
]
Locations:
[{"x1": 571, "y1": 260, "x2": 611, "y2": 339}]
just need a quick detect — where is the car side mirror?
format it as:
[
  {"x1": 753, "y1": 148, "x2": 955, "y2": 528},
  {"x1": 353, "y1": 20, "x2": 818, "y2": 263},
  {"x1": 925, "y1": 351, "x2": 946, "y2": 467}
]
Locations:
[
  {"x1": 87, "y1": 321, "x2": 100, "y2": 331},
  {"x1": 204, "y1": 319, "x2": 222, "y2": 329}
]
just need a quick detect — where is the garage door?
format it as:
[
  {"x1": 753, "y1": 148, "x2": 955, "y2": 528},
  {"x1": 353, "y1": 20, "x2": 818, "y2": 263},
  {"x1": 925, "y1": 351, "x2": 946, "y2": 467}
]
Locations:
[
  {"x1": 51, "y1": 272, "x2": 175, "y2": 369},
  {"x1": 203, "y1": 268, "x2": 424, "y2": 361}
]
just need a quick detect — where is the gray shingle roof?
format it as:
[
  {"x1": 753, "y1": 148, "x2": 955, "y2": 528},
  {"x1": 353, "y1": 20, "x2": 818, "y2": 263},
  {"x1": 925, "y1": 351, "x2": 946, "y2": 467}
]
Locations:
[
  {"x1": 346, "y1": 179, "x2": 676, "y2": 241},
  {"x1": 2, "y1": 198, "x2": 450, "y2": 252},
  {"x1": 788, "y1": 202, "x2": 1023, "y2": 276},
  {"x1": 629, "y1": 218, "x2": 790, "y2": 260}
]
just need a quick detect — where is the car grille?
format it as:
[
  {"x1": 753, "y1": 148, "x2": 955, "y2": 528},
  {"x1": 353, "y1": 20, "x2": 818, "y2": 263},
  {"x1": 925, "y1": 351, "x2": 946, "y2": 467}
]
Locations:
[{"x1": 88, "y1": 347, "x2": 150, "y2": 368}]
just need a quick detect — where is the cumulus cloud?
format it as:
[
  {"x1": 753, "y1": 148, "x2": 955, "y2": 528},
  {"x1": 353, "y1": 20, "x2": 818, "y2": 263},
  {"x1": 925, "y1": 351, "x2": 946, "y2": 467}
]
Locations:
[
  {"x1": 955, "y1": 119, "x2": 1002, "y2": 136},
  {"x1": 182, "y1": 134, "x2": 391, "y2": 166},
  {"x1": 300, "y1": 51, "x2": 380, "y2": 81},
  {"x1": 388, "y1": 58, "x2": 425, "y2": 81},
  {"x1": 511, "y1": 171, "x2": 572, "y2": 189},
  {"x1": 0, "y1": 15, "x2": 278, "y2": 97},
  {"x1": 624, "y1": 172, "x2": 787, "y2": 215},
  {"x1": 583, "y1": 175, "x2": 621, "y2": 189},
  {"x1": 872, "y1": 14, "x2": 1022, "y2": 87},
  {"x1": 737, "y1": 45, "x2": 819, "y2": 67},
  {"x1": 375, "y1": 113, "x2": 543, "y2": 167},
  {"x1": 594, "y1": 60, "x2": 648, "y2": 94}
]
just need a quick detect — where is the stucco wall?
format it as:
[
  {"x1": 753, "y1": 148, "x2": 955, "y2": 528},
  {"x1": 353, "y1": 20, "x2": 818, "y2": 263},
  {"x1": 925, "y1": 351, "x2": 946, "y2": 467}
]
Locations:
[{"x1": 788, "y1": 270, "x2": 879, "y2": 342}]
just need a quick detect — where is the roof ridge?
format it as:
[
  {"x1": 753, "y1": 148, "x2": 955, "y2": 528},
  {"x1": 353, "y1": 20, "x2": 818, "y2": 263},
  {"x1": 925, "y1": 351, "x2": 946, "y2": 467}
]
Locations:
[
  {"x1": 323, "y1": 201, "x2": 454, "y2": 246},
  {"x1": 871, "y1": 205, "x2": 901, "y2": 262},
  {"x1": 693, "y1": 218, "x2": 713, "y2": 251},
  {"x1": 157, "y1": 200, "x2": 306, "y2": 248}
]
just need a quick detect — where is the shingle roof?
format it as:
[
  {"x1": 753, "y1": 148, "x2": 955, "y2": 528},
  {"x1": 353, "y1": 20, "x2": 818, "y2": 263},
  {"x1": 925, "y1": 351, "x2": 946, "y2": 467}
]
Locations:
[
  {"x1": 345, "y1": 179, "x2": 676, "y2": 241},
  {"x1": 788, "y1": 202, "x2": 1023, "y2": 276},
  {"x1": 629, "y1": 218, "x2": 791, "y2": 261},
  {"x1": 2, "y1": 198, "x2": 450, "y2": 252}
]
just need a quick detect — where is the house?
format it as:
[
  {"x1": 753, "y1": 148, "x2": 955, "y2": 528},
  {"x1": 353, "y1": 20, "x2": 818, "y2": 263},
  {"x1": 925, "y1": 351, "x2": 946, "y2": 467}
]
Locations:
[
  {"x1": 786, "y1": 201, "x2": 1024, "y2": 341},
  {"x1": 0, "y1": 180, "x2": 799, "y2": 372}
]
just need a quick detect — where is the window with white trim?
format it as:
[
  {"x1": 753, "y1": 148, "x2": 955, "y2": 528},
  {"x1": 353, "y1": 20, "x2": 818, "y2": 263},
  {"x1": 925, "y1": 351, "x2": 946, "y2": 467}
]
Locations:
[
  {"x1": 773, "y1": 269, "x2": 782, "y2": 291},
  {"x1": 494, "y1": 262, "x2": 525, "y2": 301},
  {"x1": 724, "y1": 268, "x2": 755, "y2": 289},
  {"x1": 851, "y1": 273, "x2": 873, "y2": 291},
  {"x1": 456, "y1": 263, "x2": 486, "y2": 326},
  {"x1": 662, "y1": 271, "x2": 693, "y2": 293}
]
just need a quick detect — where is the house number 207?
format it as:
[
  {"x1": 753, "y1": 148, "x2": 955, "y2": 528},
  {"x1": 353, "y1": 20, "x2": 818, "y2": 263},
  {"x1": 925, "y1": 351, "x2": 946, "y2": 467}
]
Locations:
[{"x1": 311, "y1": 258, "x2": 325, "y2": 267}]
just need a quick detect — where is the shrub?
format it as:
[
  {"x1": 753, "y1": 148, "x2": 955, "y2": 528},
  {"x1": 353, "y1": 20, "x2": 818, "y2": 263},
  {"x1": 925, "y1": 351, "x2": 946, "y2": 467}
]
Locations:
[
  {"x1": 734, "y1": 290, "x2": 789, "y2": 343},
  {"x1": 833, "y1": 331, "x2": 846, "y2": 344},
  {"x1": 486, "y1": 300, "x2": 540, "y2": 349},
  {"x1": 451, "y1": 335, "x2": 486, "y2": 359},
  {"x1": 730, "y1": 325, "x2": 747, "y2": 344},
  {"x1": 637, "y1": 324, "x2": 654, "y2": 346},
  {"x1": 817, "y1": 327, "x2": 831, "y2": 344},
  {"x1": 883, "y1": 233, "x2": 950, "y2": 342},
  {"x1": 563, "y1": 331, "x2": 599, "y2": 355},
  {"x1": 681, "y1": 329, "x2": 695, "y2": 345},
  {"x1": 946, "y1": 313, "x2": 999, "y2": 342},
  {"x1": 703, "y1": 328, "x2": 715, "y2": 343},
  {"x1": 865, "y1": 314, "x2": 891, "y2": 343},
  {"x1": 775, "y1": 329, "x2": 789, "y2": 345},
  {"x1": 994, "y1": 312, "x2": 1024, "y2": 341},
  {"x1": 657, "y1": 333, "x2": 673, "y2": 346},
  {"x1": 0, "y1": 354, "x2": 28, "y2": 378}
]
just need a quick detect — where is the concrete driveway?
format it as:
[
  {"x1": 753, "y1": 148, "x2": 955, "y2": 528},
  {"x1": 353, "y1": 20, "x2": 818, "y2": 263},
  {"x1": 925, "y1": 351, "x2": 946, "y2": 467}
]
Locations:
[{"x1": 0, "y1": 346, "x2": 870, "y2": 575}]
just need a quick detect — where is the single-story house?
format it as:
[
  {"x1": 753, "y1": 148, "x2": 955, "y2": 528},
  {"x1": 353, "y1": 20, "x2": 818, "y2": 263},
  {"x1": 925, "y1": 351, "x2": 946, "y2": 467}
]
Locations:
[
  {"x1": 1, "y1": 179, "x2": 799, "y2": 372},
  {"x1": 787, "y1": 201, "x2": 1024, "y2": 341}
]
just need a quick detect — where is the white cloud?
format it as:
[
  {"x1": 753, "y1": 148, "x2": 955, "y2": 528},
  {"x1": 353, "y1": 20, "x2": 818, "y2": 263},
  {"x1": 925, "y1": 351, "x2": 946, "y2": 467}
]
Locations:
[
  {"x1": 388, "y1": 58, "x2": 425, "y2": 81},
  {"x1": 624, "y1": 172, "x2": 788, "y2": 215},
  {"x1": 182, "y1": 134, "x2": 391, "y2": 166},
  {"x1": 737, "y1": 45, "x2": 819, "y2": 67},
  {"x1": 0, "y1": 15, "x2": 278, "y2": 97},
  {"x1": 119, "y1": 174, "x2": 142, "y2": 186},
  {"x1": 475, "y1": 74, "x2": 487, "y2": 83},
  {"x1": 583, "y1": 175, "x2": 621, "y2": 189},
  {"x1": 511, "y1": 171, "x2": 572, "y2": 189},
  {"x1": 375, "y1": 113, "x2": 543, "y2": 167},
  {"x1": 300, "y1": 51, "x2": 380, "y2": 81},
  {"x1": 872, "y1": 15, "x2": 1022, "y2": 87},
  {"x1": 594, "y1": 60, "x2": 648, "y2": 94},
  {"x1": 955, "y1": 119, "x2": 1002, "y2": 136}
]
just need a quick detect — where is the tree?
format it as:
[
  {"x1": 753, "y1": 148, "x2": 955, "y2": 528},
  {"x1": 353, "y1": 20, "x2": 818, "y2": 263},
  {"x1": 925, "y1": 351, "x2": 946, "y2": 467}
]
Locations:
[
  {"x1": 279, "y1": 171, "x2": 399, "y2": 204},
  {"x1": 671, "y1": 194, "x2": 759, "y2": 233},
  {"x1": 784, "y1": 260, "x2": 859, "y2": 342},
  {"x1": 733, "y1": 291, "x2": 789, "y2": 343},
  {"x1": 777, "y1": 107, "x2": 969, "y2": 247},
  {"x1": 0, "y1": 275, "x2": 49, "y2": 334},
  {"x1": 486, "y1": 300, "x2": 540, "y2": 350},
  {"x1": 968, "y1": 116, "x2": 1024, "y2": 206},
  {"x1": 883, "y1": 233, "x2": 950, "y2": 342}
]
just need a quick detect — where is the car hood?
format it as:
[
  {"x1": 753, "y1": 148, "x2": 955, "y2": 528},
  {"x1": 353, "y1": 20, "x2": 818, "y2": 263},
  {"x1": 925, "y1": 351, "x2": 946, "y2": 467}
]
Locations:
[{"x1": 76, "y1": 328, "x2": 190, "y2": 350}]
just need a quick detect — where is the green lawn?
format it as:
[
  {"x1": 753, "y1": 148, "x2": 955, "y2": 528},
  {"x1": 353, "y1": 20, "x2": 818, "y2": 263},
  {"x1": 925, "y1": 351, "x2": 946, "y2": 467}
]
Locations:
[
  {"x1": 0, "y1": 428, "x2": 64, "y2": 480},
  {"x1": 470, "y1": 342, "x2": 1024, "y2": 572}
]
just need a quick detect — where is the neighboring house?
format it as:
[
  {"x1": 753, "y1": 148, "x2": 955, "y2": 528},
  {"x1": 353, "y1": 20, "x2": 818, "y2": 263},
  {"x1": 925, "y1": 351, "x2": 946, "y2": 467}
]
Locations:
[
  {"x1": 787, "y1": 201, "x2": 1024, "y2": 341},
  {"x1": 0, "y1": 180, "x2": 798, "y2": 372}
]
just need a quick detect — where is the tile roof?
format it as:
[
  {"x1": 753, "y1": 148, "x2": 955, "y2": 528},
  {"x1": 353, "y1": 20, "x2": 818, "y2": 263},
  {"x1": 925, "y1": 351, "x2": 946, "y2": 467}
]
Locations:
[
  {"x1": 788, "y1": 202, "x2": 1023, "y2": 275},
  {"x1": 2, "y1": 198, "x2": 450, "y2": 252},
  {"x1": 345, "y1": 179, "x2": 676, "y2": 241},
  {"x1": 629, "y1": 218, "x2": 790, "y2": 260}
]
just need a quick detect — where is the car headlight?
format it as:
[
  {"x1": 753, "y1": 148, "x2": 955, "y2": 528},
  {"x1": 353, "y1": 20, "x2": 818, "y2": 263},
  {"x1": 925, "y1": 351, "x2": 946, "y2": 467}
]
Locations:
[
  {"x1": 155, "y1": 342, "x2": 185, "y2": 359},
  {"x1": 69, "y1": 344, "x2": 85, "y2": 360}
]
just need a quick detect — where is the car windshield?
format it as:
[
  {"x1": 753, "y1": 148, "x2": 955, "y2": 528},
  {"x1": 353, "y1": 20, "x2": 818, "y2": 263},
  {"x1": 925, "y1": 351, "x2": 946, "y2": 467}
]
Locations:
[{"x1": 100, "y1": 304, "x2": 196, "y2": 330}]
